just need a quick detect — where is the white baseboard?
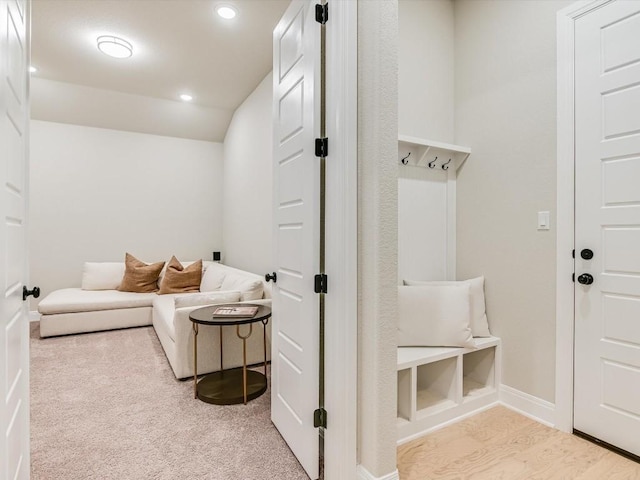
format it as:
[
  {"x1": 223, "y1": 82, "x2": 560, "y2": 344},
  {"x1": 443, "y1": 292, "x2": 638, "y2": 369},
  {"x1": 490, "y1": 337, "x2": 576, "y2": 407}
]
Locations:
[
  {"x1": 357, "y1": 465, "x2": 399, "y2": 480},
  {"x1": 29, "y1": 310, "x2": 41, "y2": 323},
  {"x1": 499, "y1": 384, "x2": 555, "y2": 427}
]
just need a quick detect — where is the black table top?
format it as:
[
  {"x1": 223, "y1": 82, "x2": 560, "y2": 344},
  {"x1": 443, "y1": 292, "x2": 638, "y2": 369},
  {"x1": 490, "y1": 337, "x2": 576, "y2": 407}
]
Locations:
[{"x1": 188, "y1": 304, "x2": 271, "y2": 326}]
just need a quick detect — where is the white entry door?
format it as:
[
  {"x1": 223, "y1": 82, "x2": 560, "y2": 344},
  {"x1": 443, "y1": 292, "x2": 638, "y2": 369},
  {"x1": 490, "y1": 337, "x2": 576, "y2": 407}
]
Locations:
[
  {"x1": 0, "y1": 0, "x2": 31, "y2": 478},
  {"x1": 271, "y1": 1, "x2": 321, "y2": 478},
  {"x1": 574, "y1": 0, "x2": 640, "y2": 458}
]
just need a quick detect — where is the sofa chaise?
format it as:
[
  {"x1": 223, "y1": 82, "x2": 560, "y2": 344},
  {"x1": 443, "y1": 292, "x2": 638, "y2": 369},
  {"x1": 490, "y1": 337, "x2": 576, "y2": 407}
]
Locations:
[{"x1": 37, "y1": 260, "x2": 271, "y2": 379}]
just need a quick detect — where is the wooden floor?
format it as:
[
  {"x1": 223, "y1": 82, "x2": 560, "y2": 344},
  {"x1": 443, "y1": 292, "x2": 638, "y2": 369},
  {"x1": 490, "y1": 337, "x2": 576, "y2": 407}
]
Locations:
[{"x1": 398, "y1": 406, "x2": 640, "y2": 479}]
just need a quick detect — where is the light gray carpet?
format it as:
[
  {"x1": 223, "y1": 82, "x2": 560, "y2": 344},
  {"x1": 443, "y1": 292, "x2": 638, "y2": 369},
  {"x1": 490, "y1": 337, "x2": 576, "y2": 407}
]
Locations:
[{"x1": 30, "y1": 323, "x2": 308, "y2": 480}]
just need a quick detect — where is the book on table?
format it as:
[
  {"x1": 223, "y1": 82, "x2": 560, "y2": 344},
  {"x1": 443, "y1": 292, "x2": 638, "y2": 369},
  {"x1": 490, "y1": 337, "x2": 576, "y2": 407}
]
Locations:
[{"x1": 212, "y1": 305, "x2": 259, "y2": 318}]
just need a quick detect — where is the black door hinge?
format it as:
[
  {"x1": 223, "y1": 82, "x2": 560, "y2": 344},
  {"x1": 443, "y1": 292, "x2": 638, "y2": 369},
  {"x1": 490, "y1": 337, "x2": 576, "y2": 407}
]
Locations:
[
  {"x1": 315, "y1": 137, "x2": 328, "y2": 157},
  {"x1": 572, "y1": 273, "x2": 575, "y2": 283},
  {"x1": 315, "y1": 3, "x2": 328, "y2": 24},
  {"x1": 314, "y1": 273, "x2": 328, "y2": 294},
  {"x1": 314, "y1": 408, "x2": 327, "y2": 428},
  {"x1": 572, "y1": 249, "x2": 575, "y2": 259}
]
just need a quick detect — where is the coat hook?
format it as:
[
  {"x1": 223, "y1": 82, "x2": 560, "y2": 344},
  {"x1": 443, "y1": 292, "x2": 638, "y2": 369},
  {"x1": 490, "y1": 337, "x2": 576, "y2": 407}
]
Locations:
[
  {"x1": 428, "y1": 156, "x2": 438, "y2": 169},
  {"x1": 442, "y1": 158, "x2": 452, "y2": 170},
  {"x1": 401, "y1": 152, "x2": 411, "y2": 165}
]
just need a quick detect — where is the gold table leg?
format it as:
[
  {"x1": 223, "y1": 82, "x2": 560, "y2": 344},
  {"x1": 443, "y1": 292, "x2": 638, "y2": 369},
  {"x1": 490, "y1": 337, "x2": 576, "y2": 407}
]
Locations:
[
  {"x1": 236, "y1": 324, "x2": 253, "y2": 405},
  {"x1": 193, "y1": 322, "x2": 199, "y2": 399},
  {"x1": 262, "y1": 318, "x2": 269, "y2": 380},
  {"x1": 220, "y1": 325, "x2": 224, "y2": 372}
]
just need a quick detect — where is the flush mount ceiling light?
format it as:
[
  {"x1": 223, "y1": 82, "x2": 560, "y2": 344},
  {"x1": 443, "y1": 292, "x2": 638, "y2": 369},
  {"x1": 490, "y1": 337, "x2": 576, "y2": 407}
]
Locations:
[
  {"x1": 179, "y1": 94, "x2": 193, "y2": 102},
  {"x1": 216, "y1": 4, "x2": 238, "y2": 19},
  {"x1": 96, "y1": 35, "x2": 133, "y2": 59},
  {"x1": 29, "y1": 66, "x2": 37, "y2": 73}
]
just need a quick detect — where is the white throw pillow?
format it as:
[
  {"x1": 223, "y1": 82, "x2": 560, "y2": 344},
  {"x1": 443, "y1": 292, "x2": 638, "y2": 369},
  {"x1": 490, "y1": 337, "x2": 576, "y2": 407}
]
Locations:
[
  {"x1": 174, "y1": 290, "x2": 241, "y2": 309},
  {"x1": 200, "y1": 264, "x2": 227, "y2": 292},
  {"x1": 398, "y1": 285, "x2": 475, "y2": 348},
  {"x1": 81, "y1": 262, "x2": 126, "y2": 290},
  {"x1": 403, "y1": 277, "x2": 491, "y2": 337},
  {"x1": 220, "y1": 273, "x2": 263, "y2": 301}
]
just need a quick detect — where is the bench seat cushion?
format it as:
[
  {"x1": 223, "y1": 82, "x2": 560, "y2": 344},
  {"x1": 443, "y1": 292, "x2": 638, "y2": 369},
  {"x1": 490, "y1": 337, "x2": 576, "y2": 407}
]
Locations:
[{"x1": 38, "y1": 288, "x2": 157, "y2": 315}]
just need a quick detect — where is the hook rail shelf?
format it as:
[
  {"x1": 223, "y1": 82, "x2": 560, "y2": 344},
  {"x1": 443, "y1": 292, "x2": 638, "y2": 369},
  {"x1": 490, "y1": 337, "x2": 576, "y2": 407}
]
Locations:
[{"x1": 398, "y1": 135, "x2": 471, "y2": 172}]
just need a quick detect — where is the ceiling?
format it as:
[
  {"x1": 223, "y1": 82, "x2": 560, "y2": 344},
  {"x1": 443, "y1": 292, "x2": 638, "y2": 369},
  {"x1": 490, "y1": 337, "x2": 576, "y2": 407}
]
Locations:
[{"x1": 31, "y1": 0, "x2": 290, "y2": 141}]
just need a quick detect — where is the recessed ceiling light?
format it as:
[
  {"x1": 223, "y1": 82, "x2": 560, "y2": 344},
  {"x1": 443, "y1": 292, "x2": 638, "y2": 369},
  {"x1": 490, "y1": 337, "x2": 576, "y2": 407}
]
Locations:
[
  {"x1": 29, "y1": 66, "x2": 37, "y2": 73},
  {"x1": 96, "y1": 35, "x2": 133, "y2": 59},
  {"x1": 216, "y1": 5, "x2": 238, "y2": 19},
  {"x1": 180, "y1": 94, "x2": 193, "y2": 102}
]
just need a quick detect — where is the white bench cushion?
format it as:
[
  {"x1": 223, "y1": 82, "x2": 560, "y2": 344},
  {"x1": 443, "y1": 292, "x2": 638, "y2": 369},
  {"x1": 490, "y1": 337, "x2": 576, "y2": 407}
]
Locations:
[
  {"x1": 38, "y1": 288, "x2": 157, "y2": 315},
  {"x1": 404, "y1": 277, "x2": 491, "y2": 337},
  {"x1": 398, "y1": 285, "x2": 475, "y2": 348}
]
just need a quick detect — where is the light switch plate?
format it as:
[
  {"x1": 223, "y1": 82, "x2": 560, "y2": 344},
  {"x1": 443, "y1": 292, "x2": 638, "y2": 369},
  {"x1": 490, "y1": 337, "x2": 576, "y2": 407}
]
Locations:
[{"x1": 538, "y1": 211, "x2": 550, "y2": 230}]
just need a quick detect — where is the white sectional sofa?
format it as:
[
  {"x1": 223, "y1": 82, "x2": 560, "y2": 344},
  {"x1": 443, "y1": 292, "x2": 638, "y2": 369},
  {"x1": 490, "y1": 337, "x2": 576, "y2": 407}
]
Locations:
[{"x1": 37, "y1": 261, "x2": 271, "y2": 379}]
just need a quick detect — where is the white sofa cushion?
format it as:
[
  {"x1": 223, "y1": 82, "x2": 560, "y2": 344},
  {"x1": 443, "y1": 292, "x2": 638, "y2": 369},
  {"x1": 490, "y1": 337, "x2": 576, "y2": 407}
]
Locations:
[
  {"x1": 40, "y1": 308, "x2": 152, "y2": 338},
  {"x1": 153, "y1": 290, "x2": 242, "y2": 342},
  {"x1": 200, "y1": 263, "x2": 227, "y2": 292},
  {"x1": 152, "y1": 294, "x2": 177, "y2": 341},
  {"x1": 220, "y1": 273, "x2": 263, "y2": 301},
  {"x1": 38, "y1": 288, "x2": 157, "y2": 315},
  {"x1": 397, "y1": 285, "x2": 475, "y2": 348},
  {"x1": 174, "y1": 290, "x2": 240, "y2": 308},
  {"x1": 403, "y1": 277, "x2": 490, "y2": 337},
  {"x1": 81, "y1": 262, "x2": 125, "y2": 290}
]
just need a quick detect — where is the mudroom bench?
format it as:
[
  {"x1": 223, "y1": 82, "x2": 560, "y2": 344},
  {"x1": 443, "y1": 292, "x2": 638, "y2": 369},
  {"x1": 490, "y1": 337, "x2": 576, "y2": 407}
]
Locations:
[{"x1": 396, "y1": 336, "x2": 501, "y2": 444}]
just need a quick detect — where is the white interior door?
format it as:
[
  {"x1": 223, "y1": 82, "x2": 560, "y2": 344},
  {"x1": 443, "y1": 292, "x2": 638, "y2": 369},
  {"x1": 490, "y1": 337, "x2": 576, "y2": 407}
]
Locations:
[
  {"x1": 0, "y1": 0, "x2": 31, "y2": 478},
  {"x1": 574, "y1": 0, "x2": 640, "y2": 458},
  {"x1": 271, "y1": 1, "x2": 320, "y2": 478}
]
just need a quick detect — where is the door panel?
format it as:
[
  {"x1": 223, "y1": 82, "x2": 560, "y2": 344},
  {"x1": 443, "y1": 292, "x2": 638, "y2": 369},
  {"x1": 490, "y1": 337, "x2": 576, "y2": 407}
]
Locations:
[
  {"x1": 602, "y1": 361, "x2": 640, "y2": 414},
  {"x1": 574, "y1": 0, "x2": 640, "y2": 457},
  {"x1": 602, "y1": 227, "x2": 640, "y2": 273},
  {"x1": 601, "y1": 10, "x2": 640, "y2": 72},
  {"x1": 602, "y1": 84, "x2": 640, "y2": 138},
  {"x1": 603, "y1": 294, "x2": 640, "y2": 345},
  {"x1": 271, "y1": 1, "x2": 320, "y2": 478},
  {"x1": 602, "y1": 156, "x2": 640, "y2": 205},
  {"x1": 1, "y1": 0, "x2": 30, "y2": 478}
]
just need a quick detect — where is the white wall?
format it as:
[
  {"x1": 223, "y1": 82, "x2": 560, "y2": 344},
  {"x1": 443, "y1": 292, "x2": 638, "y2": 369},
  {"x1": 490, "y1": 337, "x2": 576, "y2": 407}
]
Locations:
[
  {"x1": 399, "y1": 0, "x2": 454, "y2": 142},
  {"x1": 221, "y1": 72, "x2": 273, "y2": 276},
  {"x1": 357, "y1": 1, "x2": 399, "y2": 478},
  {"x1": 454, "y1": 0, "x2": 572, "y2": 403},
  {"x1": 398, "y1": 0, "x2": 455, "y2": 283},
  {"x1": 29, "y1": 120, "x2": 223, "y2": 305}
]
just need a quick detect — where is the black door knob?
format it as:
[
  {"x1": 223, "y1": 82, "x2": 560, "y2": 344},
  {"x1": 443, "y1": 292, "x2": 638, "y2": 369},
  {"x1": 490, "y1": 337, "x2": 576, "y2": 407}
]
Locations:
[
  {"x1": 23, "y1": 286, "x2": 41, "y2": 301},
  {"x1": 265, "y1": 272, "x2": 277, "y2": 283},
  {"x1": 577, "y1": 274, "x2": 594, "y2": 285},
  {"x1": 580, "y1": 249, "x2": 594, "y2": 260}
]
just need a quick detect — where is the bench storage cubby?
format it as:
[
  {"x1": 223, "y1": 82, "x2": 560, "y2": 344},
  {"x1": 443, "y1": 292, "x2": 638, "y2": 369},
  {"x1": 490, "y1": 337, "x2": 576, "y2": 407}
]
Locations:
[{"x1": 397, "y1": 336, "x2": 501, "y2": 443}]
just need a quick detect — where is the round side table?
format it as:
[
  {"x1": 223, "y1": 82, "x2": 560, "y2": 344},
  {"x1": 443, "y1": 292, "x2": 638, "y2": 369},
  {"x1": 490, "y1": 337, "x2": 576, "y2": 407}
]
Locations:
[{"x1": 189, "y1": 304, "x2": 271, "y2": 405}]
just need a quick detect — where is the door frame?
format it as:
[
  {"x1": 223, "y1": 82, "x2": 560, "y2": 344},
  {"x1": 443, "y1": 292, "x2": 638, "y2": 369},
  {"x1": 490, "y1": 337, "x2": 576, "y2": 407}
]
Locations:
[
  {"x1": 555, "y1": 0, "x2": 614, "y2": 433},
  {"x1": 24, "y1": 2, "x2": 358, "y2": 478},
  {"x1": 324, "y1": 0, "x2": 358, "y2": 478}
]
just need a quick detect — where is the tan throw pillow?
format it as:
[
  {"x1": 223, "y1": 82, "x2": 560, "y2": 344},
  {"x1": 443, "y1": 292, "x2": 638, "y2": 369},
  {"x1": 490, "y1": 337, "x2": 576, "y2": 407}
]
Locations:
[
  {"x1": 117, "y1": 253, "x2": 165, "y2": 293},
  {"x1": 158, "y1": 256, "x2": 202, "y2": 294}
]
